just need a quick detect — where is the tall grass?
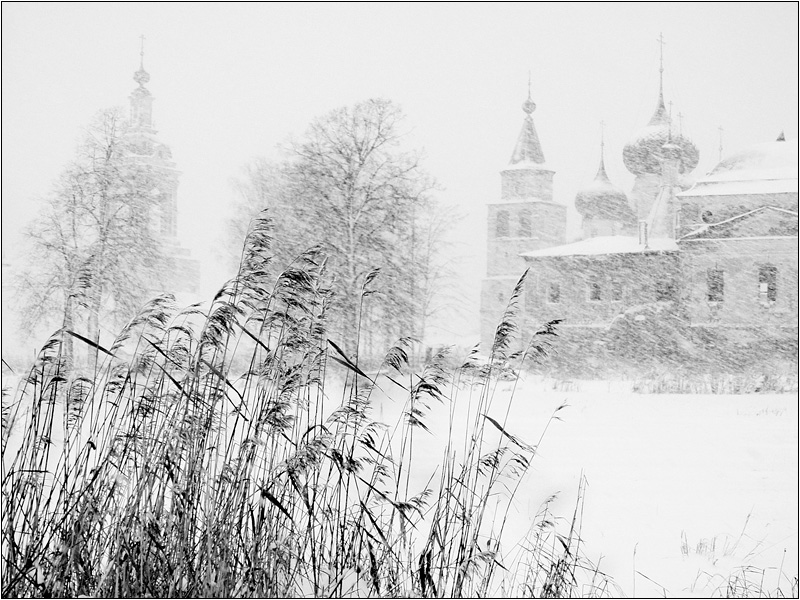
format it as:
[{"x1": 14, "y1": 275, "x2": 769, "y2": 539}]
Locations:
[{"x1": 2, "y1": 214, "x2": 607, "y2": 598}]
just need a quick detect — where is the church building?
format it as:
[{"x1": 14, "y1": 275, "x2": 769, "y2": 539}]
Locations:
[
  {"x1": 480, "y1": 55, "x2": 798, "y2": 375},
  {"x1": 126, "y1": 45, "x2": 199, "y2": 296}
]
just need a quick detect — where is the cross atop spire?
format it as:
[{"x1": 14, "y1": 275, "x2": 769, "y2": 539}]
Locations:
[
  {"x1": 139, "y1": 34, "x2": 146, "y2": 69},
  {"x1": 657, "y1": 32, "x2": 666, "y2": 97},
  {"x1": 522, "y1": 71, "x2": 536, "y2": 115},
  {"x1": 647, "y1": 33, "x2": 669, "y2": 127},
  {"x1": 596, "y1": 120, "x2": 609, "y2": 181}
]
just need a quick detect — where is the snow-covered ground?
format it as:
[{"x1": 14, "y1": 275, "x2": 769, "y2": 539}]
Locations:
[
  {"x1": 374, "y1": 376, "x2": 798, "y2": 598},
  {"x1": 3, "y1": 371, "x2": 796, "y2": 597}
]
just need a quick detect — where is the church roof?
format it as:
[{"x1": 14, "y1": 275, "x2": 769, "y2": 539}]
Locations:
[
  {"x1": 520, "y1": 235, "x2": 678, "y2": 258},
  {"x1": 678, "y1": 138, "x2": 798, "y2": 197}
]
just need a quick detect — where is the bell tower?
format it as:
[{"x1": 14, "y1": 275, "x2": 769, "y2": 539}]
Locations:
[{"x1": 481, "y1": 79, "x2": 567, "y2": 348}]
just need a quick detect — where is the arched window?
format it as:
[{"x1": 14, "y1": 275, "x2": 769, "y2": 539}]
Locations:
[
  {"x1": 519, "y1": 209, "x2": 531, "y2": 237},
  {"x1": 496, "y1": 210, "x2": 509, "y2": 237}
]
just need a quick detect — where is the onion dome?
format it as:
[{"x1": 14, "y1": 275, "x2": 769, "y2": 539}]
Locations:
[
  {"x1": 133, "y1": 67, "x2": 150, "y2": 87},
  {"x1": 575, "y1": 138, "x2": 635, "y2": 224},
  {"x1": 623, "y1": 78, "x2": 699, "y2": 176}
]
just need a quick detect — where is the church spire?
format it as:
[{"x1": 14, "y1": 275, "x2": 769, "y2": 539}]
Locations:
[
  {"x1": 130, "y1": 35, "x2": 153, "y2": 130},
  {"x1": 648, "y1": 33, "x2": 669, "y2": 126},
  {"x1": 596, "y1": 120, "x2": 609, "y2": 181},
  {"x1": 133, "y1": 34, "x2": 150, "y2": 88},
  {"x1": 509, "y1": 77, "x2": 546, "y2": 165}
]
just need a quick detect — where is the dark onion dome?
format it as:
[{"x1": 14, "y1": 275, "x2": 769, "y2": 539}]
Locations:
[
  {"x1": 575, "y1": 153, "x2": 635, "y2": 223},
  {"x1": 623, "y1": 91, "x2": 699, "y2": 176}
]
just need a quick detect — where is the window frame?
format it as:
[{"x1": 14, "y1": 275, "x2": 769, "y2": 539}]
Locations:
[
  {"x1": 496, "y1": 210, "x2": 509, "y2": 238},
  {"x1": 547, "y1": 282, "x2": 561, "y2": 304},
  {"x1": 707, "y1": 268, "x2": 724, "y2": 303},
  {"x1": 758, "y1": 265, "x2": 778, "y2": 303}
]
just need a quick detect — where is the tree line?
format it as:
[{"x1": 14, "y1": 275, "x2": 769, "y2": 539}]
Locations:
[{"x1": 17, "y1": 98, "x2": 453, "y2": 366}]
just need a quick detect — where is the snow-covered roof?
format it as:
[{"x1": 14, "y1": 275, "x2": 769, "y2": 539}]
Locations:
[
  {"x1": 678, "y1": 139, "x2": 798, "y2": 197},
  {"x1": 520, "y1": 235, "x2": 678, "y2": 258}
]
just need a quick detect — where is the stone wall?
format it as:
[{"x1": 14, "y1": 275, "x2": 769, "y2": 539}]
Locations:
[
  {"x1": 520, "y1": 250, "x2": 682, "y2": 329},
  {"x1": 679, "y1": 237, "x2": 799, "y2": 329}
]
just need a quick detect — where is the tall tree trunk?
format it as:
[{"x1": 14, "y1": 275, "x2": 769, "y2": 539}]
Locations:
[
  {"x1": 61, "y1": 295, "x2": 75, "y2": 371},
  {"x1": 87, "y1": 284, "x2": 102, "y2": 371}
]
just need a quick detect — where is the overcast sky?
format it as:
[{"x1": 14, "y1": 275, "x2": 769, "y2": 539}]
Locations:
[{"x1": 2, "y1": 2, "x2": 797, "y2": 344}]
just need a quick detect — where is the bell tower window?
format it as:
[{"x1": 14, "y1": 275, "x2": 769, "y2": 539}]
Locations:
[
  {"x1": 496, "y1": 210, "x2": 509, "y2": 237},
  {"x1": 519, "y1": 209, "x2": 531, "y2": 237}
]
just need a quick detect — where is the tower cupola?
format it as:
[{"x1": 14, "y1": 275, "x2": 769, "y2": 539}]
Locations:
[{"x1": 130, "y1": 35, "x2": 154, "y2": 130}]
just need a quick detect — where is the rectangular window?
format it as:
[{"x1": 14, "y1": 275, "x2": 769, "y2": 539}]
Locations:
[
  {"x1": 588, "y1": 281, "x2": 602, "y2": 302},
  {"x1": 519, "y1": 209, "x2": 531, "y2": 237},
  {"x1": 496, "y1": 210, "x2": 509, "y2": 237},
  {"x1": 547, "y1": 282, "x2": 560, "y2": 304},
  {"x1": 656, "y1": 281, "x2": 676, "y2": 302},
  {"x1": 611, "y1": 280, "x2": 623, "y2": 302},
  {"x1": 707, "y1": 269, "x2": 724, "y2": 302},
  {"x1": 758, "y1": 266, "x2": 777, "y2": 302}
]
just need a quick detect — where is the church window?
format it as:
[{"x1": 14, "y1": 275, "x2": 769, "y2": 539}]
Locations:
[
  {"x1": 707, "y1": 269, "x2": 724, "y2": 302},
  {"x1": 611, "y1": 280, "x2": 623, "y2": 302},
  {"x1": 656, "y1": 281, "x2": 676, "y2": 301},
  {"x1": 758, "y1": 266, "x2": 777, "y2": 302},
  {"x1": 587, "y1": 281, "x2": 602, "y2": 302},
  {"x1": 496, "y1": 210, "x2": 509, "y2": 237},
  {"x1": 547, "y1": 283, "x2": 560, "y2": 304},
  {"x1": 519, "y1": 210, "x2": 531, "y2": 237}
]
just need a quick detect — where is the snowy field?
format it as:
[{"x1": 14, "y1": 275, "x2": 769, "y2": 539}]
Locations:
[
  {"x1": 3, "y1": 373, "x2": 796, "y2": 597},
  {"x1": 372, "y1": 377, "x2": 799, "y2": 597}
]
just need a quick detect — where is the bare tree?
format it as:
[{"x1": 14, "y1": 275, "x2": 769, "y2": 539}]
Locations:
[
  {"x1": 230, "y1": 99, "x2": 452, "y2": 360},
  {"x1": 17, "y1": 107, "x2": 169, "y2": 364}
]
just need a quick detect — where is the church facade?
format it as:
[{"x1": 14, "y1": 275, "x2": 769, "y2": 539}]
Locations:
[{"x1": 480, "y1": 68, "x2": 798, "y2": 375}]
